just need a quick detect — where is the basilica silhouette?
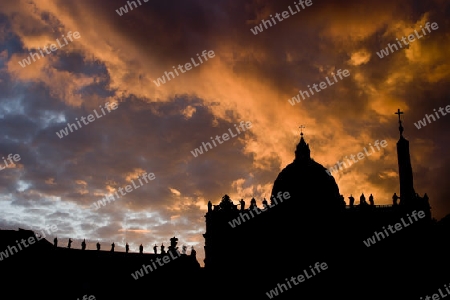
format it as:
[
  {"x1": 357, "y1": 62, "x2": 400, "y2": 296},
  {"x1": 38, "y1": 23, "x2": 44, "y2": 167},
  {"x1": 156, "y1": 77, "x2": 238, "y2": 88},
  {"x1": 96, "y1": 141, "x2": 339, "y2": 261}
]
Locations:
[
  {"x1": 1, "y1": 110, "x2": 449, "y2": 300},
  {"x1": 202, "y1": 110, "x2": 442, "y2": 299}
]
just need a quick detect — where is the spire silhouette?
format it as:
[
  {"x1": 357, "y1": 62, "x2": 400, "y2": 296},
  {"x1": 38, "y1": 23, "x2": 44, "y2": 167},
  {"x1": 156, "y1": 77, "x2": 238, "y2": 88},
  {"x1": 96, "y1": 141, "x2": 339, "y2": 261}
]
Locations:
[
  {"x1": 395, "y1": 109, "x2": 415, "y2": 205},
  {"x1": 295, "y1": 125, "x2": 310, "y2": 161}
]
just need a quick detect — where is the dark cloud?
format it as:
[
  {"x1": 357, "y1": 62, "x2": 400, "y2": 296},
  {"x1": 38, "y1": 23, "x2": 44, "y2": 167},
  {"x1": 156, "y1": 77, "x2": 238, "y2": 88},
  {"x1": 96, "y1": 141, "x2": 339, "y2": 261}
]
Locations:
[{"x1": 0, "y1": 0, "x2": 449, "y2": 266}]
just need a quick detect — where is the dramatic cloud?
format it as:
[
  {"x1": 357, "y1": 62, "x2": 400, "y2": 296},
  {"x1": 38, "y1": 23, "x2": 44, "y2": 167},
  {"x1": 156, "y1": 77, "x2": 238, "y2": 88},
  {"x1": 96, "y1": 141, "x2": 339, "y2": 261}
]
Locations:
[{"x1": 0, "y1": 0, "x2": 449, "y2": 265}]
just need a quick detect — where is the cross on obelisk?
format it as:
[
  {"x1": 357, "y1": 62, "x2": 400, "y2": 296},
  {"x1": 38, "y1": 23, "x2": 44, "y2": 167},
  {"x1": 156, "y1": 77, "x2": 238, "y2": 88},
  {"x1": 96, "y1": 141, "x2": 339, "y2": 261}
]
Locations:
[
  {"x1": 299, "y1": 125, "x2": 305, "y2": 137},
  {"x1": 395, "y1": 109, "x2": 404, "y2": 136},
  {"x1": 395, "y1": 109, "x2": 404, "y2": 123}
]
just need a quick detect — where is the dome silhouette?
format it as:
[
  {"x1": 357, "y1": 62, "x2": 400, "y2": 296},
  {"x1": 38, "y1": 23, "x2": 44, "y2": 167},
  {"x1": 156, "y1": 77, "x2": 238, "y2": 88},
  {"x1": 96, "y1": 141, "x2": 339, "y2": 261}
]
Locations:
[{"x1": 270, "y1": 132, "x2": 343, "y2": 212}]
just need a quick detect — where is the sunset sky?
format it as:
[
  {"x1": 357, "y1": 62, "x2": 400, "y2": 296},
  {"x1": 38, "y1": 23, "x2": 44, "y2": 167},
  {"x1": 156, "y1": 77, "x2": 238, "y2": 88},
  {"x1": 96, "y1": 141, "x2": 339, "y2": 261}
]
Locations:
[{"x1": 0, "y1": 0, "x2": 449, "y2": 265}]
